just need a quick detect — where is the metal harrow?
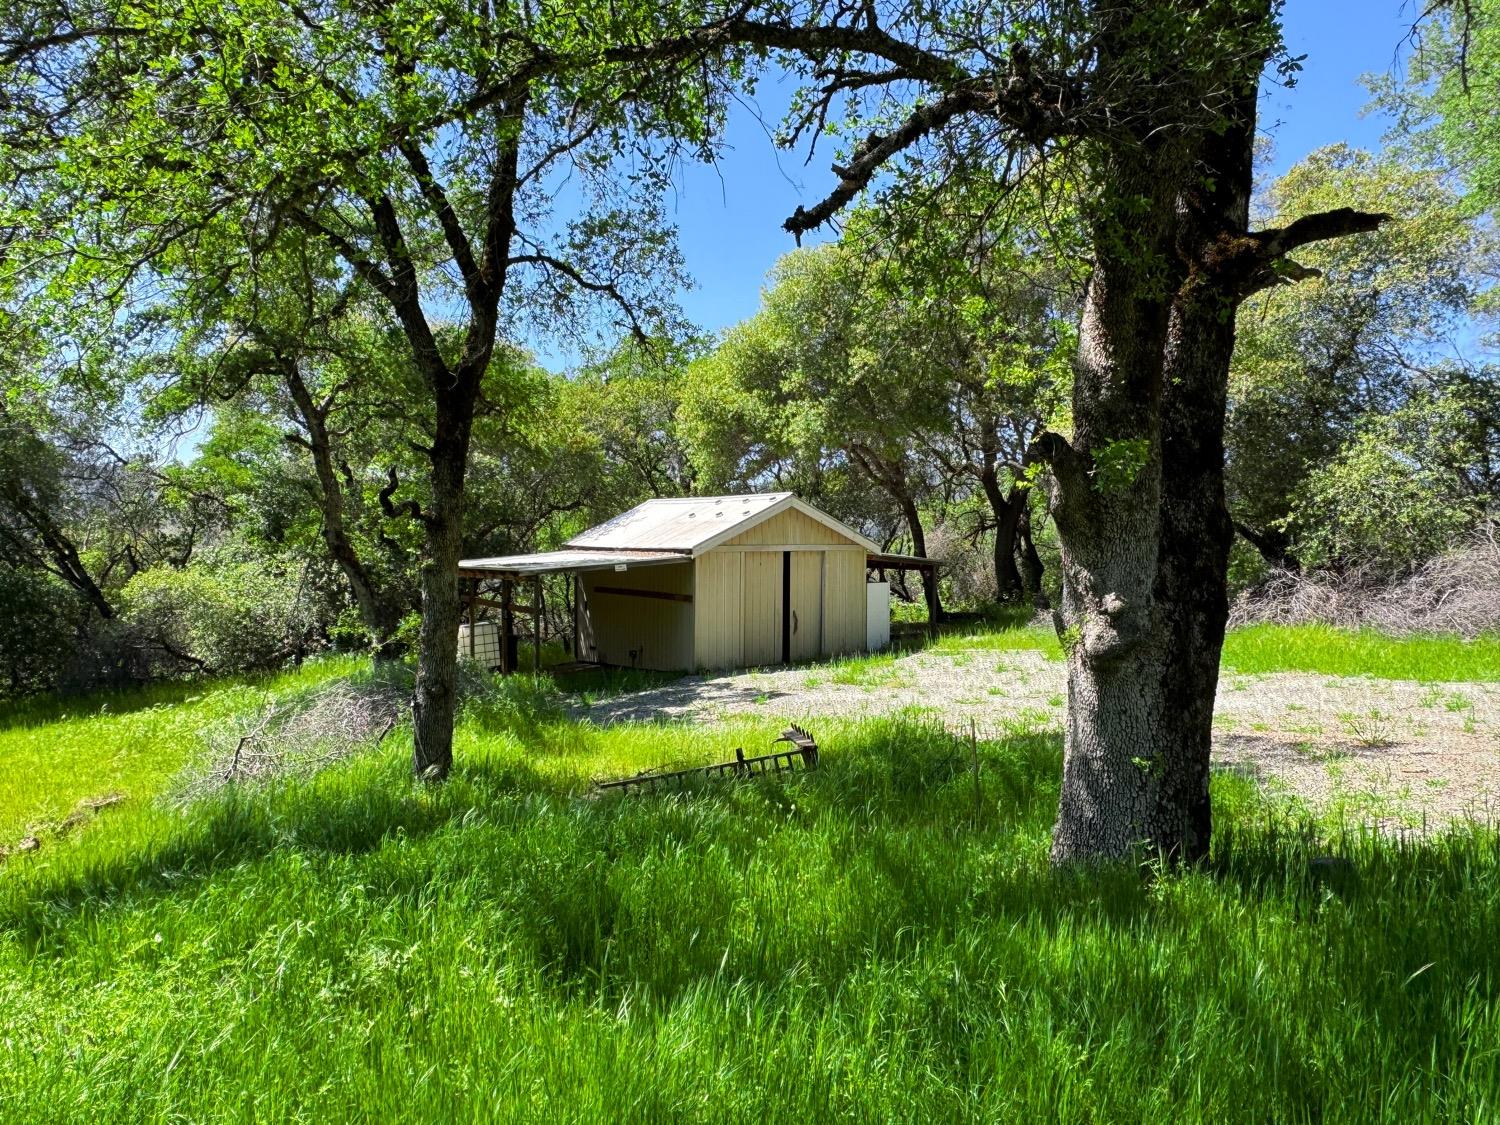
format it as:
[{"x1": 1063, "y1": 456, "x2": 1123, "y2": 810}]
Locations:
[{"x1": 592, "y1": 725, "x2": 818, "y2": 796}]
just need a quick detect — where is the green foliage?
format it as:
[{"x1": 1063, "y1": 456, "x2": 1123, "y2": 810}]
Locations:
[
  {"x1": 681, "y1": 190, "x2": 1075, "y2": 578},
  {"x1": 1226, "y1": 535, "x2": 1271, "y2": 596},
  {"x1": 1381, "y1": 0, "x2": 1500, "y2": 219},
  {"x1": 1290, "y1": 420, "x2": 1488, "y2": 576},
  {"x1": 555, "y1": 336, "x2": 700, "y2": 517},
  {"x1": 121, "y1": 553, "x2": 327, "y2": 675},
  {"x1": 1228, "y1": 144, "x2": 1497, "y2": 570},
  {"x1": 0, "y1": 569, "x2": 77, "y2": 696},
  {"x1": 1091, "y1": 437, "x2": 1153, "y2": 494},
  {"x1": 2, "y1": 661, "x2": 1500, "y2": 1120}
]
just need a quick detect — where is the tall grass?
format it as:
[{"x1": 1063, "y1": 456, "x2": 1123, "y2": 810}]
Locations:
[
  {"x1": 2, "y1": 660, "x2": 1499, "y2": 1121},
  {"x1": 0, "y1": 655, "x2": 363, "y2": 841}
]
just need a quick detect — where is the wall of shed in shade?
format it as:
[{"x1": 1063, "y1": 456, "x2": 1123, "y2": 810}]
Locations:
[
  {"x1": 691, "y1": 546, "x2": 868, "y2": 671},
  {"x1": 576, "y1": 561, "x2": 693, "y2": 671},
  {"x1": 822, "y1": 548, "x2": 868, "y2": 656}
]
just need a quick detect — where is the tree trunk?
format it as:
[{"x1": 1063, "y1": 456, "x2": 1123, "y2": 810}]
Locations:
[
  {"x1": 980, "y1": 467, "x2": 1025, "y2": 601},
  {"x1": 898, "y1": 494, "x2": 943, "y2": 622},
  {"x1": 1017, "y1": 502, "x2": 1048, "y2": 609},
  {"x1": 1234, "y1": 520, "x2": 1300, "y2": 572},
  {"x1": 1047, "y1": 62, "x2": 1258, "y2": 866},
  {"x1": 283, "y1": 363, "x2": 405, "y2": 659},
  {"x1": 411, "y1": 386, "x2": 479, "y2": 780},
  {"x1": 1041, "y1": 123, "x2": 1190, "y2": 861}
]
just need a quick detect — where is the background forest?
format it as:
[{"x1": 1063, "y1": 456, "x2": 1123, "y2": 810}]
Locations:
[{"x1": 3, "y1": 128, "x2": 1495, "y2": 695}]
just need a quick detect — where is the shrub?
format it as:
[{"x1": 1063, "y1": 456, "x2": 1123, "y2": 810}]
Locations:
[
  {"x1": 122, "y1": 555, "x2": 325, "y2": 675},
  {"x1": 1231, "y1": 525, "x2": 1500, "y2": 637},
  {"x1": 0, "y1": 569, "x2": 78, "y2": 696}
]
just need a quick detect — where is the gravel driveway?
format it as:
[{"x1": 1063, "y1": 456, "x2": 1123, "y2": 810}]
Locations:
[{"x1": 578, "y1": 649, "x2": 1500, "y2": 828}]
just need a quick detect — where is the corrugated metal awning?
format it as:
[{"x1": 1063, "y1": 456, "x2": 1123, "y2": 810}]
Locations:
[
  {"x1": 867, "y1": 552, "x2": 940, "y2": 570},
  {"x1": 457, "y1": 548, "x2": 690, "y2": 578}
]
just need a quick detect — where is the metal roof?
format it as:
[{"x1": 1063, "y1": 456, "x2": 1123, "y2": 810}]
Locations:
[
  {"x1": 564, "y1": 492, "x2": 879, "y2": 555},
  {"x1": 457, "y1": 548, "x2": 689, "y2": 577}
]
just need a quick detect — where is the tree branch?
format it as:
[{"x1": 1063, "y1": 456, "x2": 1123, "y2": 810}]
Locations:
[
  {"x1": 508, "y1": 252, "x2": 650, "y2": 342},
  {"x1": 784, "y1": 85, "x2": 994, "y2": 239},
  {"x1": 396, "y1": 141, "x2": 483, "y2": 300},
  {"x1": 1253, "y1": 207, "x2": 1393, "y2": 260},
  {"x1": 0, "y1": 25, "x2": 149, "y2": 65},
  {"x1": 1213, "y1": 208, "x2": 1394, "y2": 297},
  {"x1": 379, "y1": 466, "x2": 427, "y2": 526}
]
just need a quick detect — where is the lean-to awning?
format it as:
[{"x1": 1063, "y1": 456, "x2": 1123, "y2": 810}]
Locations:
[{"x1": 456, "y1": 548, "x2": 689, "y2": 579}]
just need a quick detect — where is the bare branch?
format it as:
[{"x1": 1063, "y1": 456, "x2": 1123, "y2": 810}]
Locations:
[
  {"x1": 785, "y1": 85, "x2": 994, "y2": 239},
  {"x1": 508, "y1": 252, "x2": 651, "y2": 342}
]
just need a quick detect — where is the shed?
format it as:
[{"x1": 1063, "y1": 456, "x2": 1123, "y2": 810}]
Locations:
[{"x1": 457, "y1": 493, "x2": 938, "y2": 673}]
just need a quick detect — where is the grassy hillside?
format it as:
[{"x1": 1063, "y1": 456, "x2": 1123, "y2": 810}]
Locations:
[{"x1": 2, "y1": 637, "x2": 1499, "y2": 1122}]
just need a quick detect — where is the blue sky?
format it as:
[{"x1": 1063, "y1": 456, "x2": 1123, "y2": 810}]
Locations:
[{"x1": 612, "y1": 0, "x2": 1421, "y2": 363}]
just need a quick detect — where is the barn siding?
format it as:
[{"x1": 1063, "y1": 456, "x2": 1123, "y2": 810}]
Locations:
[
  {"x1": 578, "y1": 562, "x2": 694, "y2": 671},
  {"x1": 722, "y1": 508, "x2": 851, "y2": 547},
  {"x1": 789, "y1": 551, "x2": 823, "y2": 661},
  {"x1": 693, "y1": 552, "x2": 743, "y2": 669},
  {"x1": 741, "y1": 551, "x2": 783, "y2": 666},
  {"x1": 822, "y1": 548, "x2": 868, "y2": 655},
  {"x1": 572, "y1": 503, "x2": 873, "y2": 672}
]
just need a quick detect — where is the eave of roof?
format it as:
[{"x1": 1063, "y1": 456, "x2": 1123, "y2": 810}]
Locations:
[
  {"x1": 867, "y1": 551, "x2": 941, "y2": 570},
  {"x1": 561, "y1": 492, "x2": 880, "y2": 555},
  {"x1": 456, "y1": 548, "x2": 689, "y2": 577}
]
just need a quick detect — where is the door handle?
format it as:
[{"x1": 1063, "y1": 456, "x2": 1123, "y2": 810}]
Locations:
[{"x1": 792, "y1": 609, "x2": 799, "y2": 634}]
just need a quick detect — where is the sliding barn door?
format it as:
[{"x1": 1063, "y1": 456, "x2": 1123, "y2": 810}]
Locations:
[
  {"x1": 788, "y1": 551, "x2": 823, "y2": 661},
  {"x1": 741, "y1": 551, "x2": 783, "y2": 666}
]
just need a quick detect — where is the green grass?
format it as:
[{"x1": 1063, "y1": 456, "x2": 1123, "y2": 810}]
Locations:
[
  {"x1": 1221, "y1": 624, "x2": 1500, "y2": 682},
  {"x1": 0, "y1": 655, "x2": 364, "y2": 843},
  {"x1": 3, "y1": 660, "x2": 1500, "y2": 1121},
  {"x1": 923, "y1": 621, "x2": 1500, "y2": 682}
]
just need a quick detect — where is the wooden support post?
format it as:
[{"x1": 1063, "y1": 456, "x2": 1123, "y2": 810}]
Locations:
[
  {"x1": 501, "y1": 578, "x2": 515, "y2": 676},
  {"x1": 925, "y1": 565, "x2": 940, "y2": 642},
  {"x1": 466, "y1": 578, "x2": 477, "y2": 661},
  {"x1": 532, "y1": 575, "x2": 542, "y2": 673}
]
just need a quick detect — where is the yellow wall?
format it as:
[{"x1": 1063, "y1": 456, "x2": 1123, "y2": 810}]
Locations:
[
  {"x1": 577, "y1": 562, "x2": 694, "y2": 671},
  {"x1": 721, "y1": 507, "x2": 852, "y2": 547},
  {"x1": 693, "y1": 543, "x2": 869, "y2": 670},
  {"x1": 575, "y1": 507, "x2": 873, "y2": 672},
  {"x1": 822, "y1": 548, "x2": 868, "y2": 655},
  {"x1": 789, "y1": 551, "x2": 823, "y2": 661},
  {"x1": 740, "y1": 551, "x2": 783, "y2": 666},
  {"x1": 692, "y1": 551, "x2": 743, "y2": 669}
]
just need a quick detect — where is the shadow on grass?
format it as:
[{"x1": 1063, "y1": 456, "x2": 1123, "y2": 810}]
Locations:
[
  {"x1": 0, "y1": 721, "x2": 1056, "y2": 944},
  {"x1": 7, "y1": 712, "x2": 1500, "y2": 1033},
  {"x1": 0, "y1": 749, "x2": 551, "y2": 945},
  {"x1": 0, "y1": 676, "x2": 211, "y2": 733}
]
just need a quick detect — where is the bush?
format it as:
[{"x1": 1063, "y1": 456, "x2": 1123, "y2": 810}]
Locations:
[
  {"x1": 0, "y1": 569, "x2": 78, "y2": 696},
  {"x1": 1231, "y1": 526, "x2": 1500, "y2": 637},
  {"x1": 122, "y1": 555, "x2": 326, "y2": 675},
  {"x1": 925, "y1": 522, "x2": 997, "y2": 609}
]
